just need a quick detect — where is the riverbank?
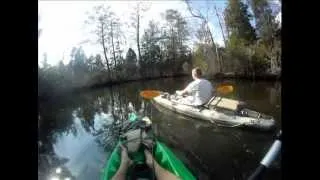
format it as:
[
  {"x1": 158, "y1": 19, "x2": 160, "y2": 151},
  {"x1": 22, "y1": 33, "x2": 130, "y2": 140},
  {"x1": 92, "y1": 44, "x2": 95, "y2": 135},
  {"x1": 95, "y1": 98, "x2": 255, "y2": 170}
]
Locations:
[
  {"x1": 212, "y1": 72, "x2": 281, "y2": 81},
  {"x1": 87, "y1": 73, "x2": 188, "y2": 89},
  {"x1": 72, "y1": 72, "x2": 281, "y2": 94},
  {"x1": 38, "y1": 72, "x2": 281, "y2": 101},
  {"x1": 38, "y1": 73, "x2": 189, "y2": 101}
]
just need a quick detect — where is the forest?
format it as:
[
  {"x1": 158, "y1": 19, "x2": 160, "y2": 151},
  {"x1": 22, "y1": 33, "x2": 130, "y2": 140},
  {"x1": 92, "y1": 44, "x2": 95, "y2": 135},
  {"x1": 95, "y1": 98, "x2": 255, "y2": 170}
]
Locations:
[{"x1": 38, "y1": 0, "x2": 281, "y2": 98}]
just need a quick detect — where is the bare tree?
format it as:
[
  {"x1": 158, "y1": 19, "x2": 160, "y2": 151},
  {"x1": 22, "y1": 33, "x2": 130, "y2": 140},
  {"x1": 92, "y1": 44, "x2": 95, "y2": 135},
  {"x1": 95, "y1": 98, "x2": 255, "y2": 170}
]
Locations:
[
  {"x1": 213, "y1": 3, "x2": 227, "y2": 45},
  {"x1": 130, "y1": 1, "x2": 150, "y2": 65},
  {"x1": 85, "y1": 5, "x2": 117, "y2": 79},
  {"x1": 110, "y1": 19, "x2": 117, "y2": 67},
  {"x1": 184, "y1": 0, "x2": 223, "y2": 73},
  {"x1": 107, "y1": 14, "x2": 123, "y2": 68}
]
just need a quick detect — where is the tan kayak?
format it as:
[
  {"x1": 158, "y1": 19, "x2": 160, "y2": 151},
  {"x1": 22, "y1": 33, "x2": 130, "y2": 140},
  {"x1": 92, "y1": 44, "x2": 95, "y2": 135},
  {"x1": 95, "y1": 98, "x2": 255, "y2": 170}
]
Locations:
[{"x1": 152, "y1": 92, "x2": 276, "y2": 131}]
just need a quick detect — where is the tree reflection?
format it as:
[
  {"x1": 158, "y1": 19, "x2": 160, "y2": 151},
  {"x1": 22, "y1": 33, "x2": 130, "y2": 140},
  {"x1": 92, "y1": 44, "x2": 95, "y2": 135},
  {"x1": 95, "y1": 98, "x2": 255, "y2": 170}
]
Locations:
[
  {"x1": 269, "y1": 82, "x2": 281, "y2": 106},
  {"x1": 38, "y1": 79, "x2": 175, "y2": 179}
]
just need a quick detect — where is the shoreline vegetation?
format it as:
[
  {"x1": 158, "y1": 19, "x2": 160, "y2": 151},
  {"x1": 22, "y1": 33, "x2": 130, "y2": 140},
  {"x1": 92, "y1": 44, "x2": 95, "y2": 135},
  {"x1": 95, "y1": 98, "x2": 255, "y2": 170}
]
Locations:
[
  {"x1": 39, "y1": 72, "x2": 280, "y2": 102},
  {"x1": 39, "y1": 0, "x2": 281, "y2": 100},
  {"x1": 83, "y1": 72, "x2": 281, "y2": 92}
]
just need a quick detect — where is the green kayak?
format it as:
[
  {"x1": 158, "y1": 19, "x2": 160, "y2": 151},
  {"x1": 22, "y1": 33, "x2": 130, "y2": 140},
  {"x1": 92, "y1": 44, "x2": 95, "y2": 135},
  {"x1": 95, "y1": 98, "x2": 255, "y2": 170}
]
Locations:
[{"x1": 101, "y1": 113, "x2": 196, "y2": 180}]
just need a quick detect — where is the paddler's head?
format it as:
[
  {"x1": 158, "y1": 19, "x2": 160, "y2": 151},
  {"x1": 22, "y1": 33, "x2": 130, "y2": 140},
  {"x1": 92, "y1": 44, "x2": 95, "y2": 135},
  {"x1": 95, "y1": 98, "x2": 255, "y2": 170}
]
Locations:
[{"x1": 192, "y1": 67, "x2": 202, "y2": 80}]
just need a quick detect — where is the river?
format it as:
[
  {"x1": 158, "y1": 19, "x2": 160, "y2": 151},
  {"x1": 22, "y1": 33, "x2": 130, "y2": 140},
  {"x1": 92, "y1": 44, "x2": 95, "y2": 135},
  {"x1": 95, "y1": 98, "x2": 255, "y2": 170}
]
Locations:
[{"x1": 38, "y1": 77, "x2": 281, "y2": 180}]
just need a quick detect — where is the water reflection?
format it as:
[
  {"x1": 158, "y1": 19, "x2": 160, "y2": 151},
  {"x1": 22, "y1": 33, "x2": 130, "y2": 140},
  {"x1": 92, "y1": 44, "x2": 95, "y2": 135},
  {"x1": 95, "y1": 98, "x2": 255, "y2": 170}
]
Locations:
[
  {"x1": 38, "y1": 77, "x2": 281, "y2": 180},
  {"x1": 38, "y1": 80, "x2": 147, "y2": 179}
]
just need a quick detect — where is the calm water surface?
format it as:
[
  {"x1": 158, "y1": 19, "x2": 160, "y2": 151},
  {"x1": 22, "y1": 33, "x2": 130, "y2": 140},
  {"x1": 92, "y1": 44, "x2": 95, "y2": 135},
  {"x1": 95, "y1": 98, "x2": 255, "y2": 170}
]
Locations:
[{"x1": 38, "y1": 77, "x2": 281, "y2": 180}]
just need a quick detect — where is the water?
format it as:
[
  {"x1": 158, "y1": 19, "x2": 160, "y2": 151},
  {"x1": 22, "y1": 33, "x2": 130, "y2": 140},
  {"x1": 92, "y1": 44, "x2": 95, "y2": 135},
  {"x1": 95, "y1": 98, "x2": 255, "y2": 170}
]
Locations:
[{"x1": 38, "y1": 77, "x2": 281, "y2": 180}]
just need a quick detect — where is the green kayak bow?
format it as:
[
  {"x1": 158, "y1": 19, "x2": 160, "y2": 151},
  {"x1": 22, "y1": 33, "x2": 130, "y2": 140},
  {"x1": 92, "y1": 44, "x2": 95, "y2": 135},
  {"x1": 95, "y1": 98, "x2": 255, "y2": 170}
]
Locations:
[{"x1": 101, "y1": 113, "x2": 196, "y2": 180}]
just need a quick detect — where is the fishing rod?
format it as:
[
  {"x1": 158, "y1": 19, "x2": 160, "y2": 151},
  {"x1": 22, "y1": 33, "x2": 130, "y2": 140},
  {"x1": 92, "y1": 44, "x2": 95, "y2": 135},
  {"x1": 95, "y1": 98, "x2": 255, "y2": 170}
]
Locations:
[{"x1": 248, "y1": 130, "x2": 282, "y2": 180}]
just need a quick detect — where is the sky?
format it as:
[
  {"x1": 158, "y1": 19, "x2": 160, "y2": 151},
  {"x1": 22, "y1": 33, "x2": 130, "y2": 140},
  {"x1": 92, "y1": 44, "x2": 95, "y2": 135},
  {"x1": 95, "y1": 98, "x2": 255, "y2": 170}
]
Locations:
[
  {"x1": 38, "y1": 0, "x2": 281, "y2": 67},
  {"x1": 38, "y1": 0, "x2": 229, "y2": 66}
]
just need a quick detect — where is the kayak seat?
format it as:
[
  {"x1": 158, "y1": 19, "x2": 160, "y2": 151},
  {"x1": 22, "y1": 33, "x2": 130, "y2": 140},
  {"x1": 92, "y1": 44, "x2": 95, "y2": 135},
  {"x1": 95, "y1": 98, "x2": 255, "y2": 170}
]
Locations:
[{"x1": 208, "y1": 97, "x2": 243, "y2": 111}]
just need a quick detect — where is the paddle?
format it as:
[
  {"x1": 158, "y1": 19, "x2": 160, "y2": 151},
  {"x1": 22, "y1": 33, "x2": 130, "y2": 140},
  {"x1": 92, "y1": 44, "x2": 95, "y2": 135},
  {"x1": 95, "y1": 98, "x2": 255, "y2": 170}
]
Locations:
[
  {"x1": 140, "y1": 90, "x2": 161, "y2": 100},
  {"x1": 216, "y1": 84, "x2": 234, "y2": 95},
  {"x1": 248, "y1": 130, "x2": 282, "y2": 180},
  {"x1": 139, "y1": 85, "x2": 234, "y2": 100}
]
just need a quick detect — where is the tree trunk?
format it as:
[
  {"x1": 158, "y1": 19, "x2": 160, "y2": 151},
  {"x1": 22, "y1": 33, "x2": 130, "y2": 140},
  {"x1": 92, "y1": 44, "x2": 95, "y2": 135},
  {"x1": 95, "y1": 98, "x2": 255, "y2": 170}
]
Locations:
[
  {"x1": 214, "y1": 5, "x2": 227, "y2": 46},
  {"x1": 137, "y1": 11, "x2": 142, "y2": 65},
  {"x1": 101, "y1": 24, "x2": 111, "y2": 80},
  {"x1": 221, "y1": 13, "x2": 230, "y2": 39},
  {"x1": 206, "y1": 22, "x2": 222, "y2": 73},
  {"x1": 269, "y1": 41, "x2": 277, "y2": 73},
  {"x1": 185, "y1": 0, "x2": 222, "y2": 73},
  {"x1": 110, "y1": 86, "x2": 116, "y2": 126},
  {"x1": 111, "y1": 21, "x2": 117, "y2": 67}
]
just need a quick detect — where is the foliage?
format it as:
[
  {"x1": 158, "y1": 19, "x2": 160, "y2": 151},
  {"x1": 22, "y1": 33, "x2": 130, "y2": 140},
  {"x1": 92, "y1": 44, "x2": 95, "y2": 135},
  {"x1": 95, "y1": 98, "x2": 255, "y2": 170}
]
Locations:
[
  {"x1": 224, "y1": 0, "x2": 256, "y2": 43},
  {"x1": 249, "y1": 0, "x2": 279, "y2": 44},
  {"x1": 192, "y1": 45, "x2": 209, "y2": 74},
  {"x1": 221, "y1": 0, "x2": 281, "y2": 74}
]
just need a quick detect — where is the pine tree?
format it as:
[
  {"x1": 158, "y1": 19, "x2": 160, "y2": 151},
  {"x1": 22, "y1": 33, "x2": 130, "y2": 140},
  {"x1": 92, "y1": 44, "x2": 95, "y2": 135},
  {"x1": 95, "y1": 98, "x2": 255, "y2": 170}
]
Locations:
[
  {"x1": 249, "y1": 0, "x2": 278, "y2": 44},
  {"x1": 224, "y1": 0, "x2": 256, "y2": 43}
]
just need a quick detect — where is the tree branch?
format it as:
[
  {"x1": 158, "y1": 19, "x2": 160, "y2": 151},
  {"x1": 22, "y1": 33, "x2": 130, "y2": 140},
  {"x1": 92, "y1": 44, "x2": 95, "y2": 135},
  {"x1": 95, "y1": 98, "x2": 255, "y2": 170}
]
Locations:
[{"x1": 185, "y1": 0, "x2": 206, "y2": 21}]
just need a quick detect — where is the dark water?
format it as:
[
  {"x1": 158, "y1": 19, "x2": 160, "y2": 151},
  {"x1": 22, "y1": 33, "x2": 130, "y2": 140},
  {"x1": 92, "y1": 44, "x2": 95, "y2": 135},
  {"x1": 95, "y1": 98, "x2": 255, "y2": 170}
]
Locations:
[{"x1": 38, "y1": 77, "x2": 281, "y2": 180}]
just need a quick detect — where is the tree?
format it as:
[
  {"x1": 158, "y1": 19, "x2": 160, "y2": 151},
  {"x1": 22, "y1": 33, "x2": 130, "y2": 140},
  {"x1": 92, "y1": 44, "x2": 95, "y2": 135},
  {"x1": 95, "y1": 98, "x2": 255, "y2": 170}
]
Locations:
[
  {"x1": 85, "y1": 5, "x2": 115, "y2": 79},
  {"x1": 249, "y1": 0, "x2": 278, "y2": 44},
  {"x1": 185, "y1": 0, "x2": 223, "y2": 73},
  {"x1": 141, "y1": 21, "x2": 162, "y2": 63},
  {"x1": 94, "y1": 54, "x2": 105, "y2": 72},
  {"x1": 130, "y1": 1, "x2": 150, "y2": 65},
  {"x1": 124, "y1": 48, "x2": 138, "y2": 79},
  {"x1": 162, "y1": 9, "x2": 189, "y2": 60},
  {"x1": 106, "y1": 13, "x2": 124, "y2": 69},
  {"x1": 195, "y1": 22, "x2": 220, "y2": 73},
  {"x1": 213, "y1": 3, "x2": 227, "y2": 45},
  {"x1": 192, "y1": 45, "x2": 209, "y2": 73},
  {"x1": 58, "y1": 60, "x2": 65, "y2": 73},
  {"x1": 109, "y1": 14, "x2": 117, "y2": 68},
  {"x1": 159, "y1": 9, "x2": 191, "y2": 74},
  {"x1": 115, "y1": 35, "x2": 125, "y2": 66},
  {"x1": 249, "y1": 0, "x2": 280, "y2": 73},
  {"x1": 224, "y1": 0, "x2": 256, "y2": 43},
  {"x1": 86, "y1": 55, "x2": 95, "y2": 73},
  {"x1": 140, "y1": 20, "x2": 163, "y2": 76},
  {"x1": 41, "y1": 53, "x2": 49, "y2": 69},
  {"x1": 125, "y1": 48, "x2": 137, "y2": 67},
  {"x1": 70, "y1": 47, "x2": 88, "y2": 77}
]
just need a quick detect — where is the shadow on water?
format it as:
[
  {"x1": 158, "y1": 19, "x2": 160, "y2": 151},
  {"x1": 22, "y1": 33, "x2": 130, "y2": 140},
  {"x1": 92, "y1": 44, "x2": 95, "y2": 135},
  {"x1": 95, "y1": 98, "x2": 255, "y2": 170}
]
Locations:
[{"x1": 38, "y1": 77, "x2": 281, "y2": 180}]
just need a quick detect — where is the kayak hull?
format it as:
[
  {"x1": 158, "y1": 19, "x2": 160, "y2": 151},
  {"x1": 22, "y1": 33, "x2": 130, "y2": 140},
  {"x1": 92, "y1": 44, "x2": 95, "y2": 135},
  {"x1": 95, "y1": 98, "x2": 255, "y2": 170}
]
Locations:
[
  {"x1": 102, "y1": 141, "x2": 196, "y2": 180},
  {"x1": 152, "y1": 94, "x2": 276, "y2": 131}
]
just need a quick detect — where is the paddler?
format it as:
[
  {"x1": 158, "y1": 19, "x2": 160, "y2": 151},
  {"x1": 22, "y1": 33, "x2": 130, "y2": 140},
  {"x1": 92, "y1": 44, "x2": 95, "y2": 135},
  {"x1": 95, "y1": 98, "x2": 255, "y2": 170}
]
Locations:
[{"x1": 175, "y1": 67, "x2": 213, "y2": 106}]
